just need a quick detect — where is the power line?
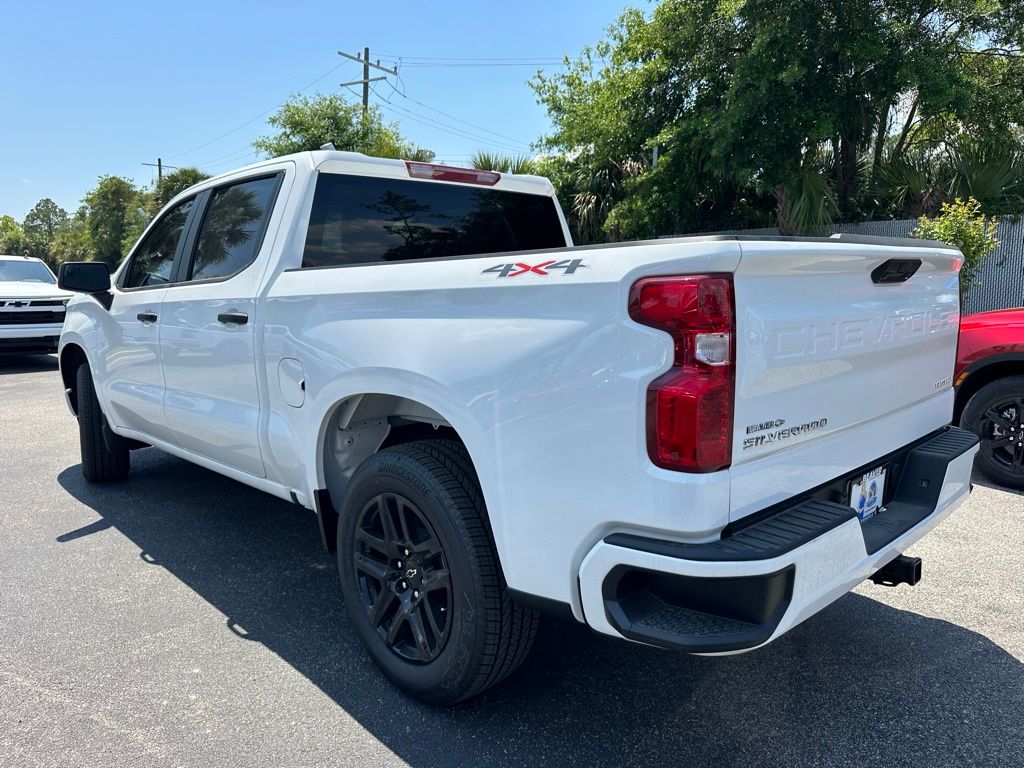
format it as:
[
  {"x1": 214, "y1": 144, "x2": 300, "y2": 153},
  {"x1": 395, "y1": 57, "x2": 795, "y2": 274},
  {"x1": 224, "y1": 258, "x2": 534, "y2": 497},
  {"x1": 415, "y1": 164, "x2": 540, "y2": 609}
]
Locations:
[
  {"x1": 372, "y1": 54, "x2": 564, "y2": 62},
  {"x1": 369, "y1": 82, "x2": 530, "y2": 151},
  {"x1": 165, "y1": 60, "x2": 349, "y2": 160},
  {"x1": 367, "y1": 86, "x2": 530, "y2": 154},
  {"x1": 382, "y1": 78, "x2": 531, "y2": 148},
  {"x1": 203, "y1": 150, "x2": 261, "y2": 170},
  {"x1": 395, "y1": 62, "x2": 563, "y2": 68},
  {"x1": 195, "y1": 144, "x2": 261, "y2": 168}
]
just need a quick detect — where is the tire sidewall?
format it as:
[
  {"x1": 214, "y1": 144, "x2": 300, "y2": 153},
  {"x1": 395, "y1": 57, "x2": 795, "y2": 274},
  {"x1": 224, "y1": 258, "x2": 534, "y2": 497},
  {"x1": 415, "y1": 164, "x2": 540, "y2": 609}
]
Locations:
[{"x1": 337, "y1": 448, "x2": 487, "y2": 701}]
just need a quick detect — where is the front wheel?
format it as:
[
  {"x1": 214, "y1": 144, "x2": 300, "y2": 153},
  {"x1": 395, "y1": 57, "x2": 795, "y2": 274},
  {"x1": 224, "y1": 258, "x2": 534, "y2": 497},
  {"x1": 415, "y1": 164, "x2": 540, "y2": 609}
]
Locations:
[
  {"x1": 76, "y1": 364, "x2": 130, "y2": 483},
  {"x1": 961, "y1": 375, "x2": 1024, "y2": 490},
  {"x1": 337, "y1": 440, "x2": 538, "y2": 704}
]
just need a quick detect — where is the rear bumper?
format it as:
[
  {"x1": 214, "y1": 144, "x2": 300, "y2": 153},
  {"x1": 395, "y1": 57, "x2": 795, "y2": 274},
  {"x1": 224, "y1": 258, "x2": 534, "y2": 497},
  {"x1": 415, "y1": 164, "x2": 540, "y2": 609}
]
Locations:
[{"x1": 579, "y1": 427, "x2": 979, "y2": 654}]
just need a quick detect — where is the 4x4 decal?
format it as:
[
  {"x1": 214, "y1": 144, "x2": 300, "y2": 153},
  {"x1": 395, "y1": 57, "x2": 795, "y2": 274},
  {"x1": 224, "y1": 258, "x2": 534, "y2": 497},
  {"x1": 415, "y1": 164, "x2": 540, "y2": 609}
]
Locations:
[{"x1": 482, "y1": 258, "x2": 587, "y2": 278}]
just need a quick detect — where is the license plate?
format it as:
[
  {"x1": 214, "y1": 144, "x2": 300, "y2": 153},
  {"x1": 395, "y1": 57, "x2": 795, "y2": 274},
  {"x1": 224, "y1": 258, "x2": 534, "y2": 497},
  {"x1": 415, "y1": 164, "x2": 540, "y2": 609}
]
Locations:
[{"x1": 850, "y1": 466, "x2": 886, "y2": 521}]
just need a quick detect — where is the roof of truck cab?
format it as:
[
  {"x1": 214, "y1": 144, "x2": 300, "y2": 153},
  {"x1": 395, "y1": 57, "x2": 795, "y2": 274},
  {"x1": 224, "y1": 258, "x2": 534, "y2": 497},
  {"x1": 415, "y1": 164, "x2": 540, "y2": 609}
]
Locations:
[
  {"x1": 196, "y1": 150, "x2": 557, "y2": 198},
  {"x1": 311, "y1": 151, "x2": 557, "y2": 196}
]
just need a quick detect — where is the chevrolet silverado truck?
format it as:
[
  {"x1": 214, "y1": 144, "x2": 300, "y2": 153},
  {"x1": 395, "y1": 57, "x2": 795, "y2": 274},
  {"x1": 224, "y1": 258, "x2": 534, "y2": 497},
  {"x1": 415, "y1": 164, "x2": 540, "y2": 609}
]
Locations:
[
  {"x1": 57, "y1": 150, "x2": 979, "y2": 704},
  {"x1": 0, "y1": 254, "x2": 71, "y2": 354}
]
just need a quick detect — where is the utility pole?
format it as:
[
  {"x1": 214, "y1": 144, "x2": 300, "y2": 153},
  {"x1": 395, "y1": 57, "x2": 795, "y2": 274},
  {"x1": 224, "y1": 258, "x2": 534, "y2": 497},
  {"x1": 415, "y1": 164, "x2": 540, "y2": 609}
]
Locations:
[
  {"x1": 141, "y1": 158, "x2": 179, "y2": 203},
  {"x1": 338, "y1": 47, "x2": 398, "y2": 112}
]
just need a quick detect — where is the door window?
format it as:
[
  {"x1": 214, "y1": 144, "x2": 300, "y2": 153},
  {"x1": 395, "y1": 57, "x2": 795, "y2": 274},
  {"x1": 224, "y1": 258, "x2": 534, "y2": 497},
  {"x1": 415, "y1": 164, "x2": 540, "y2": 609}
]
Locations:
[
  {"x1": 123, "y1": 198, "x2": 194, "y2": 288},
  {"x1": 187, "y1": 176, "x2": 279, "y2": 281}
]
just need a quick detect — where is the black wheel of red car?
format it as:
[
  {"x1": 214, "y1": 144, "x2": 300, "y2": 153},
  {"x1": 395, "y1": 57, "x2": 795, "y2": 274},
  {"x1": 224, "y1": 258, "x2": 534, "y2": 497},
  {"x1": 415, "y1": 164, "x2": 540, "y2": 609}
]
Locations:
[
  {"x1": 962, "y1": 375, "x2": 1024, "y2": 490},
  {"x1": 336, "y1": 439, "x2": 538, "y2": 704}
]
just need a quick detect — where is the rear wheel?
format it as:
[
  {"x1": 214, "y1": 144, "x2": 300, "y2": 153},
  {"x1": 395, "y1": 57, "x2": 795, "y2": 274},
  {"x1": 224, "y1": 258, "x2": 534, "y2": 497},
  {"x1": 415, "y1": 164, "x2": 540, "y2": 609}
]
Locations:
[
  {"x1": 76, "y1": 364, "x2": 130, "y2": 483},
  {"x1": 961, "y1": 375, "x2": 1024, "y2": 490},
  {"x1": 337, "y1": 440, "x2": 538, "y2": 704}
]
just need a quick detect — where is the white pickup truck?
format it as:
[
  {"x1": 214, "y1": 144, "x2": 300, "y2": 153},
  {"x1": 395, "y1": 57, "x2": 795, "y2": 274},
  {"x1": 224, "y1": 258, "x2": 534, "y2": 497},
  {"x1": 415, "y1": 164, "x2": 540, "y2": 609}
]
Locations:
[
  {"x1": 0, "y1": 254, "x2": 71, "y2": 354},
  {"x1": 58, "y1": 150, "x2": 978, "y2": 703}
]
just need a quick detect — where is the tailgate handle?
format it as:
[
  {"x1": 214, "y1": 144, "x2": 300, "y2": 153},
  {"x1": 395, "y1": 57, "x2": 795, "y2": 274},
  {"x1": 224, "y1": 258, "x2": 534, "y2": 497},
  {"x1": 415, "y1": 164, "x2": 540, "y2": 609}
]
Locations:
[{"x1": 871, "y1": 258, "x2": 921, "y2": 284}]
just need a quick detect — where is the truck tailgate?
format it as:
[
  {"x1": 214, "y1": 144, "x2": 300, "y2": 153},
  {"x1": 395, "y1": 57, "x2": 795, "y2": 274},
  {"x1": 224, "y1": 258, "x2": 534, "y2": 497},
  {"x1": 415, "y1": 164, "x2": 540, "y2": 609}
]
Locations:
[{"x1": 730, "y1": 238, "x2": 961, "y2": 517}]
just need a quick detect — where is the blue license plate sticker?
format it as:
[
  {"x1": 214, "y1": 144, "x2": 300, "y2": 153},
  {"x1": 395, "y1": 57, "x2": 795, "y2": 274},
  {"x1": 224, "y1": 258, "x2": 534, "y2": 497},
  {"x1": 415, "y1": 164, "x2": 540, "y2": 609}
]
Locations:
[{"x1": 850, "y1": 467, "x2": 886, "y2": 521}]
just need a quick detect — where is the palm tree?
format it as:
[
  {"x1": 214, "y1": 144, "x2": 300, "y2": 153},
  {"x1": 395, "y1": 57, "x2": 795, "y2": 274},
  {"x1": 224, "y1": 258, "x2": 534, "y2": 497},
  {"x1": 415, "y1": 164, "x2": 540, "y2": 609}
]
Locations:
[
  {"x1": 468, "y1": 153, "x2": 538, "y2": 175},
  {"x1": 946, "y1": 139, "x2": 1024, "y2": 215},
  {"x1": 774, "y1": 151, "x2": 839, "y2": 235}
]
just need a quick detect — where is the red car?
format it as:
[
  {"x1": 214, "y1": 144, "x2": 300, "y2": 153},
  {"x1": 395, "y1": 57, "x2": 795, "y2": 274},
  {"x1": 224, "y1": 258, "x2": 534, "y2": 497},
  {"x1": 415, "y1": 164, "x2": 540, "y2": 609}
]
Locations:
[{"x1": 955, "y1": 308, "x2": 1024, "y2": 490}]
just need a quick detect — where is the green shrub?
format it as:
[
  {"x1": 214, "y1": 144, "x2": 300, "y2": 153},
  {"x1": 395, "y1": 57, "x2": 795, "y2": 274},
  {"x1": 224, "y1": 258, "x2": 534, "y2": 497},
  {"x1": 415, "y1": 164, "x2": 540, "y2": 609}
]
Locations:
[{"x1": 911, "y1": 197, "x2": 999, "y2": 293}]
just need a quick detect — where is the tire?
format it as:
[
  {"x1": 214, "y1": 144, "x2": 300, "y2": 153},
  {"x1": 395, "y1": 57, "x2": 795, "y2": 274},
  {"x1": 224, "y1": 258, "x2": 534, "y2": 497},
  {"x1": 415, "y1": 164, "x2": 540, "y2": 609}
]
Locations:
[
  {"x1": 337, "y1": 439, "x2": 538, "y2": 704},
  {"x1": 961, "y1": 375, "x2": 1024, "y2": 490},
  {"x1": 76, "y1": 364, "x2": 130, "y2": 483}
]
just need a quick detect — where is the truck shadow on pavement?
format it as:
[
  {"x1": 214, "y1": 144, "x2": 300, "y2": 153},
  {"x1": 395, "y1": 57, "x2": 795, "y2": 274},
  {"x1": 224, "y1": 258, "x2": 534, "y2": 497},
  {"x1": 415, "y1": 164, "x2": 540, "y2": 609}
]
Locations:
[{"x1": 57, "y1": 449, "x2": 1023, "y2": 768}]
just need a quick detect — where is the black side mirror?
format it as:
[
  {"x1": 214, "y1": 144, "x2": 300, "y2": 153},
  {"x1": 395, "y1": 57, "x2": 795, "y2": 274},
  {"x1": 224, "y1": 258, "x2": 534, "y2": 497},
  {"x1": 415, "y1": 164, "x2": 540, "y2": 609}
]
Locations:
[{"x1": 58, "y1": 262, "x2": 111, "y2": 293}]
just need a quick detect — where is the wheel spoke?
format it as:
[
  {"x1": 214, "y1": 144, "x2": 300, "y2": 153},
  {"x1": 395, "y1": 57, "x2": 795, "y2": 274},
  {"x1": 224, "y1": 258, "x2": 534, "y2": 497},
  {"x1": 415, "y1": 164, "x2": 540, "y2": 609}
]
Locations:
[
  {"x1": 396, "y1": 498, "x2": 414, "y2": 544},
  {"x1": 368, "y1": 588, "x2": 397, "y2": 628},
  {"x1": 354, "y1": 552, "x2": 387, "y2": 582},
  {"x1": 423, "y1": 598, "x2": 446, "y2": 642},
  {"x1": 984, "y1": 408, "x2": 1016, "y2": 432},
  {"x1": 1014, "y1": 441, "x2": 1024, "y2": 468},
  {"x1": 421, "y1": 567, "x2": 450, "y2": 594},
  {"x1": 377, "y1": 494, "x2": 400, "y2": 542},
  {"x1": 386, "y1": 609, "x2": 406, "y2": 646},
  {"x1": 414, "y1": 535, "x2": 443, "y2": 559},
  {"x1": 990, "y1": 434, "x2": 1014, "y2": 449},
  {"x1": 355, "y1": 527, "x2": 390, "y2": 556},
  {"x1": 407, "y1": 605, "x2": 433, "y2": 660}
]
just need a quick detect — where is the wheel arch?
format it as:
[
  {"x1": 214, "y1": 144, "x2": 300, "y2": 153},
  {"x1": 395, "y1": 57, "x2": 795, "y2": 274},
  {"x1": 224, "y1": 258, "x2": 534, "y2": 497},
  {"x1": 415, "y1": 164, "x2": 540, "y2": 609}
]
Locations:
[
  {"x1": 59, "y1": 342, "x2": 90, "y2": 416},
  {"x1": 313, "y1": 390, "x2": 485, "y2": 554},
  {"x1": 955, "y1": 354, "x2": 1024, "y2": 425}
]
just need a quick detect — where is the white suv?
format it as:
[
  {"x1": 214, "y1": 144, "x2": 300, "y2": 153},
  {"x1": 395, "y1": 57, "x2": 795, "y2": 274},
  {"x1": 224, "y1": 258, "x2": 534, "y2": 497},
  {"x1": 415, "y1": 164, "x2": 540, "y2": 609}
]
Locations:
[{"x1": 0, "y1": 255, "x2": 71, "y2": 354}]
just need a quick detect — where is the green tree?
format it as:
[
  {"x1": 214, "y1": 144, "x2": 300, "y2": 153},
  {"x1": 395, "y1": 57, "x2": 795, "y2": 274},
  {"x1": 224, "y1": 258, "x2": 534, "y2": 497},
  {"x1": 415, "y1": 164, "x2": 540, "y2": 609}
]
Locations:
[
  {"x1": 23, "y1": 198, "x2": 68, "y2": 242},
  {"x1": 254, "y1": 93, "x2": 433, "y2": 161},
  {"x1": 532, "y1": 0, "x2": 1024, "y2": 240},
  {"x1": 0, "y1": 215, "x2": 29, "y2": 256},
  {"x1": 50, "y1": 208, "x2": 92, "y2": 265},
  {"x1": 911, "y1": 197, "x2": 1000, "y2": 292},
  {"x1": 154, "y1": 167, "x2": 210, "y2": 210},
  {"x1": 22, "y1": 198, "x2": 69, "y2": 268},
  {"x1": 84, "y1": 176, "x2": 142, "y2": 267}
]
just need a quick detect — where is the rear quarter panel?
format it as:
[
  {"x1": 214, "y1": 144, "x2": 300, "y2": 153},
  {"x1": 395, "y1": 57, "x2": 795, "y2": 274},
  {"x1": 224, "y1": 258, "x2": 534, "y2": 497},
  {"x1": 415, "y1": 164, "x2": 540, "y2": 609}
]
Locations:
[
  {"x1": 956, "y1": 309, "x2": 1024, "y2": 376},
  {"x1": 261, "y1": 240, "x2": 742, "y2": 610}
]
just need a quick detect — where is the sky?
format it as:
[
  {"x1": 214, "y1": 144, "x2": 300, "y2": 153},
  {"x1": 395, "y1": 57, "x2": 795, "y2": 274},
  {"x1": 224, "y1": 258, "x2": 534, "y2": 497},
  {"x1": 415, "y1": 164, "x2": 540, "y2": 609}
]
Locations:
[{"x1": 0, "y1": 0, "x2": 632, "y2": 220}]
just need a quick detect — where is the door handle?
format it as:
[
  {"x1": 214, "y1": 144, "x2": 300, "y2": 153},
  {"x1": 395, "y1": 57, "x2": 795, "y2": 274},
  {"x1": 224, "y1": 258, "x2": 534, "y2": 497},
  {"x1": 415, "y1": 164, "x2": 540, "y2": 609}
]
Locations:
[
  {"x1": 137, "y1": 311, "x2": 158, "y2": 323},
  {"x1": 217, "y1": 311, "x2": 248, "y2": 326}
]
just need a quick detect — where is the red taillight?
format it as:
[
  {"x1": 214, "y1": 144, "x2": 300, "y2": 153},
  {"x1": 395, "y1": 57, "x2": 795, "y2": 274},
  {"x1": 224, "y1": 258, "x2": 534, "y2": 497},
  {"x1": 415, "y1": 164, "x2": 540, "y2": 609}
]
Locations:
[
  {"x1": 629, "y1": 275, "x2": 735, "y2": 473},
  {"x1": 405, "y1": 161, "x2": 501, "y2": 186}
]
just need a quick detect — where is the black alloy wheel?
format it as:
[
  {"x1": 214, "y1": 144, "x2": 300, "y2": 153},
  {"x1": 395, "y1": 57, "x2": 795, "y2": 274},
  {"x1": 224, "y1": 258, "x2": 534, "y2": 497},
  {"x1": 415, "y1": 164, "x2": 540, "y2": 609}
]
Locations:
[
  {"x1": 353, "y1": 492, "x2": 452, "y2": 663},
  {"x1": 962, "y1": 376, "x2": 1024, "y2": 490},
  {"x1": 977, "y1": 396, "x2": 1024, "y2": 477},
  {"x1": 336, "y1": 440, "x2": 538, "y2": 704}
]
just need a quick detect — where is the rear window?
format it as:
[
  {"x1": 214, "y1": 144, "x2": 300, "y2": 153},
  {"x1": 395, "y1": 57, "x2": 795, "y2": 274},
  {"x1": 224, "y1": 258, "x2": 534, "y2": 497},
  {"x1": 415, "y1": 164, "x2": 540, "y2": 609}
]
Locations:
[{"x1": 302, "y1": 174, "x2": 566, "y2": 268}]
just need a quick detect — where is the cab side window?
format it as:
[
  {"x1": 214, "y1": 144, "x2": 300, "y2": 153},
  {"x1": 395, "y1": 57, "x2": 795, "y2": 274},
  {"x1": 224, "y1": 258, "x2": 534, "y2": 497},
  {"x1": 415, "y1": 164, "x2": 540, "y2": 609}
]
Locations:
[
  {"x1": 123, "y1": 198, "x2": 194, "y2": 288},
  {"x1": 187, "y1": 175, "x2": 279, "y2": 282}
]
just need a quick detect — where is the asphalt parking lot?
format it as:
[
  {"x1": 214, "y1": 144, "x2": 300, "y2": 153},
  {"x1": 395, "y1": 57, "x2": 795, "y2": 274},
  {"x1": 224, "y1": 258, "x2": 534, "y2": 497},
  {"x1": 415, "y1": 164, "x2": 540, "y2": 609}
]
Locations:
[{"x1": 1, "y1": 354, "x2": 1021, "y2": 768}]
